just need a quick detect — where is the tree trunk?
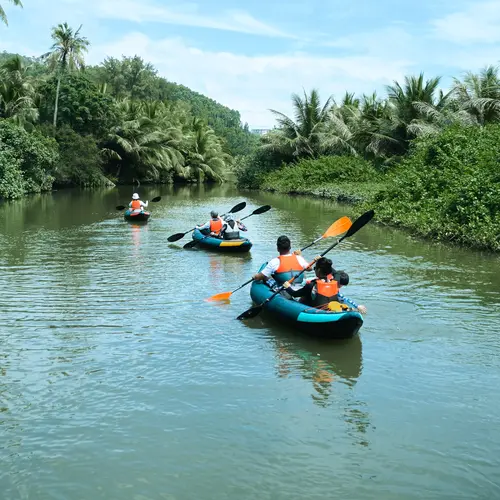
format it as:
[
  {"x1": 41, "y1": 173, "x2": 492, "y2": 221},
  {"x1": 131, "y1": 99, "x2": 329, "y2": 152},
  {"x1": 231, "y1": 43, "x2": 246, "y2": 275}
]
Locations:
[{"x1": 53, "y1": 75, "x2": 61, "y2": 128}]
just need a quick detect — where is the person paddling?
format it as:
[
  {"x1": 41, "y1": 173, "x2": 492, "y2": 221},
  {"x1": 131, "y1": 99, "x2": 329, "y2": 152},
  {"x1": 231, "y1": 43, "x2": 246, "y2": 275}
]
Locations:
[
  {"x1": 221, "y1": 214, "x2": 247, "y2": 240},
  {"x1": 129, "y1": 193, "x2": 148, "y2": 212},
  {"x1": 197, "y1": 210, "x2": 225, "y2": 238},
  {"x1": 283, "y1": 258, "x2": 367, "y2": 314},
  {"x1": 252, "y1": 235, "x2": 315, "y2": 290}
]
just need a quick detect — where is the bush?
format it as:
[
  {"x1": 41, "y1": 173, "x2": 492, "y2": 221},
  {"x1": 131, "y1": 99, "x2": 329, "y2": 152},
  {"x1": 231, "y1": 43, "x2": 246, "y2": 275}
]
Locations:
[
  {"x1": 261, "y1": 155, "x2": 379, "y2": 192},
  {"x1": 54, "y1": 126, "x2": 110, "y2": 187},
  {"x1": 0, "y1": 120, "x2": 58, "y2": 199},
  {"x1": 370, "y1": 124, "x2": 500, "y2": 251},
  {"x1": 234, "y1": 148, "x2": 284, "y2": 189}
]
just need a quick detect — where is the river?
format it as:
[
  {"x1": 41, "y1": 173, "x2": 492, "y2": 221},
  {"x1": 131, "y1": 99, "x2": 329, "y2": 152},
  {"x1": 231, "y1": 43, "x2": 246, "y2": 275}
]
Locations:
[{"x1": 1, "y1": 184, "x2": 499, "y2": 499}]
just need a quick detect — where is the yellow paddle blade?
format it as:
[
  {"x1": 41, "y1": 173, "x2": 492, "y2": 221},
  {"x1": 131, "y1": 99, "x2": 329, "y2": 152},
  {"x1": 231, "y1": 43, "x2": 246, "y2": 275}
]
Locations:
[
  {"x1": 323, "y1": 216, "x2": 352, "y2": 238},
  {"x1": 206, "y1": 291, "x2": 232, "y2": 302}
]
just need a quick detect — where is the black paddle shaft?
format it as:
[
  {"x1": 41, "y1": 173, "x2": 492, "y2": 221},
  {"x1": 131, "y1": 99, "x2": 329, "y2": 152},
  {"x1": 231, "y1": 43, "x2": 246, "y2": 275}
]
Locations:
[{"x1": 236, "y1": 209, "x2": 374, "y2": 320}]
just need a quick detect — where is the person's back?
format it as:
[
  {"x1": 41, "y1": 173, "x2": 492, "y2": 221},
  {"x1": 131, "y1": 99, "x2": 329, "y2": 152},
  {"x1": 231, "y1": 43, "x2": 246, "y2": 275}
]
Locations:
[
  {"x1": 129, "y1": 193, "x2": 148, "y2": 212},
  {"x1": 197, "y1": 210, "x2": 225, "y2": 237},
  {"x1": 252, "y1": 235, "x2": 311, "y2": 289},
  {"x1": 222, "y1": 215, "x2": 240, "y2": 240}
]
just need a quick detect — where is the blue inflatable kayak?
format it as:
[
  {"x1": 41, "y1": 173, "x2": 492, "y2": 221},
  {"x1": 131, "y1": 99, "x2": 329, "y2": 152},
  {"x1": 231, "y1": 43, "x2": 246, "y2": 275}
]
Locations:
[
  {"x1": 192, "y1": 228, "x2": 253, "y2": 253},
  {"x1": 124, "y1": 209, "x2": 151, "y2": 222},
  {"x1": 249, "y1": 263, "x2": 364, "y2": 339}
]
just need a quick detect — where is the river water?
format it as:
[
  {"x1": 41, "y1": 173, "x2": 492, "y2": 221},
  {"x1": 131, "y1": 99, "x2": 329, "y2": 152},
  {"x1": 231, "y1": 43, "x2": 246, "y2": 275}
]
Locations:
[{"x1": 1, "y1": 184, "x2": 499, "y2": 500}]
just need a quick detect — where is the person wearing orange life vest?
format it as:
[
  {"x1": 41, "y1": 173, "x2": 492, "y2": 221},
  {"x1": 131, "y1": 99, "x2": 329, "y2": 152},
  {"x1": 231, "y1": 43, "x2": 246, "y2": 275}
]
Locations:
[
  {"x1": 252, "y1": 235, "x2": 316, "y2": 290},
  {"x1": 128, "y1": 193, "x2": 148, "y2": 212},
  {"x1": 196, "y1": 210, "x2": 226, "y2": 238},
  {"x1": 284, "y1": 257, "x2": 367, "y2": 314}
]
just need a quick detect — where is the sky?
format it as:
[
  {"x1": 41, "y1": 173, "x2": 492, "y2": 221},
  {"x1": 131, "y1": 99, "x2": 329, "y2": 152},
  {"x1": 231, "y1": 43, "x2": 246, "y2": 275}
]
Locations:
[{"x1": 1, "y1": 0, "x2": 500, "y2": 128}]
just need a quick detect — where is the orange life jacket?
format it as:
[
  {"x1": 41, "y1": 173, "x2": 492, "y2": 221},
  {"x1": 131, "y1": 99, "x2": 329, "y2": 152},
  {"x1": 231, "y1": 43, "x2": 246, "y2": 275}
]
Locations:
[
  {"x1": 131, "y1": 199, "x2": 142, "y2": 209},
  {"x1": 209, "y1": 218, "x2": 223, "y2": 235},
  {"x1": 312, "y1": 278, "x2": 339, "y2": 307},
  {"x1": 273, "y1": 254, "x2": 305, "y2": 285}
]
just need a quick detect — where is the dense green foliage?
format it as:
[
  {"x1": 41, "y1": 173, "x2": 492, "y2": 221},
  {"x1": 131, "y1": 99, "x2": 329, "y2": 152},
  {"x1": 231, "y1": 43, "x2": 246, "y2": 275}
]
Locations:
[
  {"x1": 370, "y1": 125, "x2": 500, "y2": 251},
  {"x1": 240, "y1": 68, "x2": 500, "y2": 250},
  {"x1": 0, "y1": 22, "x2": 257, "y2": 198},
  {"x1": 0, "y1": 120, "x2": 57, "y2": 198}
]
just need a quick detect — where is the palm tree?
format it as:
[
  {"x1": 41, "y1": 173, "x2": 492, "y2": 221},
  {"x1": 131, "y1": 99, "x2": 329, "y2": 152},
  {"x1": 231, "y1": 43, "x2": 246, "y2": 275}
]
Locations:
[
  {"x1": 0, "y1": 55, "x2": 38, "y2": 126},
  {"x1": 452, "y1": 65, "x2": 500, "y2": 125},
  {"x1": 183, "y1": 118, "x2": 229, "y2": 182},
  {"x1": 0, "y1": 0, "x2": 22, "y2": 26},
  {"x1": 263, "y1": 88, "x2": 334, "y2": 161},
  {"x1": 42, "y1": 22, "x2": 90, "y2": 128},
  {"x1": 103, "y1": 99, "x2": 185, "y2": 181}
]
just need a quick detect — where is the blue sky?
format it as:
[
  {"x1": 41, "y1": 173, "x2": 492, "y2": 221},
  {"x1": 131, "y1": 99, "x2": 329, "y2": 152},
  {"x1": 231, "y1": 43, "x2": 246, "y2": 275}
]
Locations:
[{"x1": 1, "y1": 0, "x2": 500, "y2": 127}]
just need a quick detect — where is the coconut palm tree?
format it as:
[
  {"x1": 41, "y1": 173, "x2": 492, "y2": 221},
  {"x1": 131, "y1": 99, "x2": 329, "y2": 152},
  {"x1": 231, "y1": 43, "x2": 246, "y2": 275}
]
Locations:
[
  {"x1": 0, "y1": 55, "x2": 38, "y2": 126},
  {"x1": 0, "y1": 0, "x2": 22, "y2": 26},
  {"x1": 262, "y1": 88, "x2": 334, "y2": 161},
  {"x1": 452, "y1": 65, "x2": 500, "y2": 125},
  {"x1": 103, "y1": 99, "x2": 185, "y2": 181},
  {"x1": 42, "y1": 22, "x2": 90, "y2": 128},
  {"x1": 183, "y1": 117, "x2": 229, "y2": 182}
]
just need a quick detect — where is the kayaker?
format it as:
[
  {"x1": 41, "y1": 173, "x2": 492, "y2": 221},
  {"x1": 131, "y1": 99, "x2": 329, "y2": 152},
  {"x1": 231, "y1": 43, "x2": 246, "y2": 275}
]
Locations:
[
  {"x1": 197, "y1": 210, "x2": 225, "y2": 237},
  {"x1": 283, "y1": 259, "x2": 367, "y2": 314},
  {"x1": 221, "y1": 214, "x2": 247, "y2": 240},
  {"x1": 129, "y1": 193, "x2": 148, "y2": 212},
  {"x1": 252, "y1": 235, "x2": 315, "y2": 290}
]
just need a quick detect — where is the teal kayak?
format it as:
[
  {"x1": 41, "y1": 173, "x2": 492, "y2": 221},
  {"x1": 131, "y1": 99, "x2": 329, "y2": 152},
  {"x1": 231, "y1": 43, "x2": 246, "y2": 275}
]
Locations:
[
  {"x1": 249, "y1": 263, "x2": 364, "y2": 339},
  {"x1": 192, "y1": 228, "x2": 252, "y2": 253},
  {"x1": 124, "y1": 209, "x2": 151, "y2": 222}
]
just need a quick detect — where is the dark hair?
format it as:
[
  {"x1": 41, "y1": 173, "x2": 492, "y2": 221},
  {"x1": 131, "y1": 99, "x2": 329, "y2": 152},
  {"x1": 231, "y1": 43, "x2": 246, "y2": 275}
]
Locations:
[
  {"x1": 334, "y1": 270, "x2": 349, "y2": 286},
  {"x1": 276, "y1": 235, "x2": 291, "y2": 252},
  {"x1": 314, "y1": 257, "x2": 333, "y2": 277}
]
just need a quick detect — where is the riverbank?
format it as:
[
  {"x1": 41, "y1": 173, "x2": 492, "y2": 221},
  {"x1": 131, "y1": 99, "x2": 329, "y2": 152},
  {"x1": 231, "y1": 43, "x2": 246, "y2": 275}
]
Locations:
[{"x1": 255, "y1": 126, "x2": 500, "y2": 253}]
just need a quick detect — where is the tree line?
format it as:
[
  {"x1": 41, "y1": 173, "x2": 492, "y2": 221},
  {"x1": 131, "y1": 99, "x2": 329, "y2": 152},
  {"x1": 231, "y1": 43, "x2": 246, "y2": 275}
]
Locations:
[
  {"x1": 237, "y1": 69, "x2": 500, "y2": 251},
  {"x1": 0, "y1": 21, "x2": 258, "y2": 198}
]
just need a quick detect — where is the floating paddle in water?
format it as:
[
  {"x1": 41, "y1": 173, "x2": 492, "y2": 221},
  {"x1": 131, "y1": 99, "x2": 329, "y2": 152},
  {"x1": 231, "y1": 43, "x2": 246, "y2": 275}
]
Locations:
[
  {"x1": 206, "y1": 215, "x2": 352, "y2": 302},
  {"x1": 184, "y1": 204, "x2": 272, "y2": 249},
  {"x1": 236, "y1": 209, "x2": 375, "y2": 320},
  {"x1": 167, "y1": 201, "x2": 247, "y2": 243},
  {"x1": 116, "y1": 196, "x2": 161, "y2": 211}
]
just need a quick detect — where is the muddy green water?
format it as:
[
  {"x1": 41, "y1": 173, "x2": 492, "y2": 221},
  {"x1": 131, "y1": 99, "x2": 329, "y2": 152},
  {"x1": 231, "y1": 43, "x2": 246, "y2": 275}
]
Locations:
[{"x1": 1, "y1": 184, "x2": 499, "y2": 500}]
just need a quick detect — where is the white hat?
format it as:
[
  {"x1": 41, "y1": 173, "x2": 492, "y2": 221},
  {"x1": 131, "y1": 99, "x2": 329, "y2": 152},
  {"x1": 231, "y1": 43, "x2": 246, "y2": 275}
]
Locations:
[
  {"x1": 225, "y1": 214, "x2": 234, "y2": 221},
  {"x1": 132, "y1": 193, "x2": 139, "y2": 200}
]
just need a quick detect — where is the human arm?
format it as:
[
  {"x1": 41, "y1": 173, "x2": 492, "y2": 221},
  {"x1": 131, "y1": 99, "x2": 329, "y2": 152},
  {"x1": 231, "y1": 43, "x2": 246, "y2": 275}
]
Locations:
[
  {"x1": 338, "y1": 292, "x2": 366, "y2": 313},
  {"x1": 237, "y1": 220, "x2": 247, "y2": 231},
  {"x1": 283, "y1": 281, "x2": 313, "y2": 297},
  {"x1": 252, "y1": 258, "x2": 279, "y2": 282},
  {"x1": 196, "y1": 221, "x2": 210, "y2": 230}
]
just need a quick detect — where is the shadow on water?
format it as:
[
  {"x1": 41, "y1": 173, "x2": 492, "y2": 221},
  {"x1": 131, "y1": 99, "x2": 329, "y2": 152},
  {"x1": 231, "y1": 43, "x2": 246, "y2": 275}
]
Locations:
[{"x1": 244, "y1": 317, "x2": 372, "y2": 446}]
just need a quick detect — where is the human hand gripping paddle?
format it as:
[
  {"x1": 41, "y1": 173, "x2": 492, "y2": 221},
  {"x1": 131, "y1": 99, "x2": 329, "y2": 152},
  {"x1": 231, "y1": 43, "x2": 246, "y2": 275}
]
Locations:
[
  {"x1": 167, "y1": 201, "x2": 247, "y2": 243},
  {"x1": 183, "y1": 204, "x2": 272, "y2": 249},
  {"x1": 206, "y1": 215, "x2": 352, "y2": 302},
  {"x1": 236, "y1": 209, "x2": 375, "y2": 320},
  {"x1": 116, "y1": 196, "x2": 161, "y2": 211}
]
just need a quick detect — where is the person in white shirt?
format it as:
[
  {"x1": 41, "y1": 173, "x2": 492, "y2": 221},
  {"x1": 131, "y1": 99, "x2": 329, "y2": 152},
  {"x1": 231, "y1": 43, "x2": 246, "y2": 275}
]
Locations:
[
  {"x1": 129, "y1": 193, "x2": 148, "y2": 212},
  {"x1": 252, "y1": 235, "x2": 317, "y2": 290},
  {"x1": 221, "y1": 214, "x2": 247, "y2": 240}
]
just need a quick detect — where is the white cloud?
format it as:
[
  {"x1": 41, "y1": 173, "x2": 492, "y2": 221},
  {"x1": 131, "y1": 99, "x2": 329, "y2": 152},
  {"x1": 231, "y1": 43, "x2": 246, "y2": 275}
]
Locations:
[
  {"x1": 94, "y1": 0, "x2": 294, "y2": 38},
  {"x1": 89, "y1": 32, "x2": 413, "y2": 128},
  {"x1": 432, "y1": 0, "x2": 500, "y2": 44}
]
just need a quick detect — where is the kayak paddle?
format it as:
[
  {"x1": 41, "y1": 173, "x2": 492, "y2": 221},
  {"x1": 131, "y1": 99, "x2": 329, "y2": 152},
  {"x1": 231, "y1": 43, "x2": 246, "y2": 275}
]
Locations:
[
  {"x1": 116, "y1": 196, "x2": 161, "y2": 211},
  {"x1": 236, "y1": 209, "x2": 374, "y2": 320},
  {"x1": 184, "y1": 204, "x2": 272, "y2": 250},
  {"x1": 167, "y1": 201, "x2": 247, "y2": 243},
  {"x1": 206, "y1": 215, "x2": 352, "y2": 302}
]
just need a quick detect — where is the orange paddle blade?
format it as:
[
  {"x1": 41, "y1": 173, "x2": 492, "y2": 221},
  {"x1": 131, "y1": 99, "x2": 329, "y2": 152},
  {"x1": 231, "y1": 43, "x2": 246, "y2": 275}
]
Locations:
[
  {"x1": 207, "y1": 291, "x2": 232, "y2": 302},
  {"x1": 323, "y1": 216, "x2": 352, "y2": 238}
]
